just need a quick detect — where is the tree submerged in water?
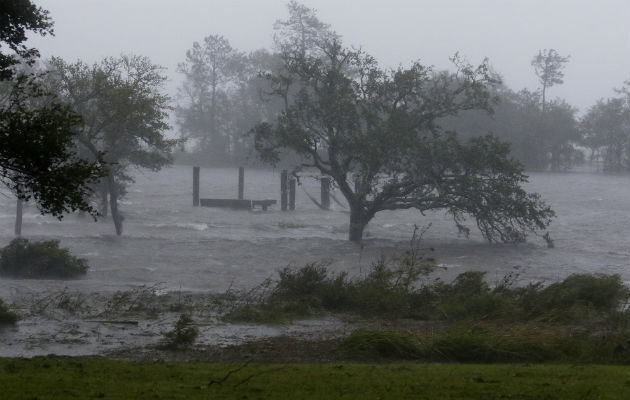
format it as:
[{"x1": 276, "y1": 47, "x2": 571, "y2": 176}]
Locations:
[
  {"x1": 253, "y1": 34, "x2": 554, "y2": 242},
  {"x1": 48, "y1": 55, "x2": 177, "y2": 235}
]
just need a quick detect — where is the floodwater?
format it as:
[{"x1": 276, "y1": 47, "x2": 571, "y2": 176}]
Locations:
[
  {"x1": 0, "y1": 165, "x2": 628, "y2": 357},
  {"x1": 1, "y1": 165, "x2": 628, "y2": 296}
]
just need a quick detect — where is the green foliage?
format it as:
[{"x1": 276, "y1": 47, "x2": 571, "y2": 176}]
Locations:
[
  {"x1": 0, "y1": 1, "x2": 104, "y2": 217},
  {"x1": 338, "y1": 327, "x2": 629, "y2": 364},
  {"x1": 423, "y1": 328, "x2": 629, "y2": 364},
  {"x1": 225, "y1": 243, "x2": 438, "y2": 323},
  {"x1": 49, "y1": 55, "x2": 178, "y2": 234},
  {"x1": 0, "y1": 238, "x2": 88, "y2": 279},
  {"x1": 0, "y1": 0, "x2": 53, "y2": 80},
  {"x1": 160, "y1": 314, "x2": 199, "y2": 350},
  {"x1": 254, "y1": 27, "x2": 554, "y2": 242},
  {"x1": 580, "y1": 85, "x2": 630, "y2": 172},
  {"x1": 0, "y1": 298, "x2": 19, "y2": 325},
  {"x1": 0, "y1": 76, "x2": 105, "y2": 217},
  {"x1": 226, "y1": 255, "x2": 629, "y2": 332},
  {"x1": 517, "y1": 273, "x2": 630, "y2": 322}
]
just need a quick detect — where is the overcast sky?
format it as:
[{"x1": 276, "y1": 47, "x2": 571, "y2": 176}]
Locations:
[{"x1": 27, "y1": 0, "x2": 629, "y2": 116}]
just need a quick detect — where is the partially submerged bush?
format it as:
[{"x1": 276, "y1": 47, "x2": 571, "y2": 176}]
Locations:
[
  {"x1": 160, "y1": 314, "x2": 199, "y2": 350},
  {"x1": 222, "y1": 225, "x2": 629, "y2": 328},
  {"x1": 0, "y1": 238, "x2": 88, "y2": 279},
  {"x1": 0, "y1": 298, "x2": 18, "y2": 325},
  {"x1": 517, "y1": 273, "x2": 630, "y2": 322},
  {"x1": 225, "y1": 259, "x2": 630, "y2": 330},
  {"x1": 225, "y1": 231, "x2": 439, "y2": 323}
]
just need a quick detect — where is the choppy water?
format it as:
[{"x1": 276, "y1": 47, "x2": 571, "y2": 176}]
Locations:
[{"x1": 1, "y1": 165, "x2": 628, "y2": 298}]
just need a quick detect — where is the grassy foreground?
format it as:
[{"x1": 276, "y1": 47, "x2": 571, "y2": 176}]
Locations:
[{"x1": 0, "y1": 358, "x2": 628, "y2": 399}]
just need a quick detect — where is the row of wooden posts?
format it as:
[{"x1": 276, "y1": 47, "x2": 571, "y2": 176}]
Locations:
[
  {"x1": 11, "y1": 166, "x2": 332, "y2": 237},
  {"x1": 192, "y1": 166, "x2": 332, "y2": 211}
]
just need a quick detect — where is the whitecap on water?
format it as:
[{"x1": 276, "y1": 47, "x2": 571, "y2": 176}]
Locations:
[{"x1": 146, "y1": 222, "x2": 209, "y2": 231}]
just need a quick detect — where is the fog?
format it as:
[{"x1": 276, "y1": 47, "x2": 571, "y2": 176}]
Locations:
[{"x1": 27, "y1": 0, "x2": 630, "y2": 117}]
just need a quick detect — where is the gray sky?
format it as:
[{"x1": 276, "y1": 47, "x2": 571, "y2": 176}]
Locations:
[{"x1": 28, "y1": 0, "x2": 629, "y2": 116}]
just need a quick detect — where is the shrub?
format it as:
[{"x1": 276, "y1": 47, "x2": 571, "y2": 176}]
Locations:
[
  {"x1": 160, "y1": 314, "x2": 199, "y2": 350},
  {"x1": 338, "y1": 327, "x2": 630, "y2": 364},
  {"x1": 226, "y1": 262, "x2": 630, "y2": 327},
  {"x1": 0, "y1": 298, "x2": 18, "y2": 325},
  {"x1": 338, "y1": 330, "x2": 423, "y2": 360},
  {"x1": 519, "y1": 274, "x2": 630, "y2": 321},
  {"x1": 0, "y1": 238, "x2": 88, "y2": 279}
]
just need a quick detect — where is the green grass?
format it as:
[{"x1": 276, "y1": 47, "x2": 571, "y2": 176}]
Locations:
[
  {"x1": 0, "y1": 358, "x2": 627, "y2": 399},
  {"x1": 338, "y1": 328, "x2": 630, "y2": 364}
]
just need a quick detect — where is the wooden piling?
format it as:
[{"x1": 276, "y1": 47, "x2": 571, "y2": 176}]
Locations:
[
  {"x1": 281, "y1": 170, "x2": 288, "y2": 211},
  {"x1": 14, "y1": 198, "x2": 23, "y2": 236},
  {"x1": 238, "y1": 167, "x2": 244, "y2": 200},
  {"x1": 321, "y1": 177, "x2": 330, "y2": 210},
  {"x1": 289, "y1": 178, "x2": 296, "y2": 211},
  {"x1": 193, "y1": 166, "x2": 200, "y2": 207}
]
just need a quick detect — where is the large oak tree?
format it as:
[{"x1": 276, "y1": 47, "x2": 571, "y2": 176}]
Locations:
[
  {"x1": 253, "y1": 41, "x2": 554, "y2": 242},
  {"x1": 49, "y1": 55, "x2": 177, "y2": 234}
]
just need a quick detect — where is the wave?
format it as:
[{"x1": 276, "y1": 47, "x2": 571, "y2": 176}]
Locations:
[{"x1": 146, "y1": 222, "x2": 209, "y2": 231}]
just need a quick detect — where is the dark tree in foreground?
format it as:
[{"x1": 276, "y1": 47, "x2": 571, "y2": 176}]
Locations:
[
  {"x1": 0, "y1": 0, "x2": 103, "y2": 218},
  {"x1": 0, "y1": 0, "x2": 53, "y2": 79},
  {"x1": 253, "y1": 42, "x2": 554, "y2": 242}
]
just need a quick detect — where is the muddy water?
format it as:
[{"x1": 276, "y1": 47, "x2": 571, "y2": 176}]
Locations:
[{"x1": 0, "y1": 165, "x2": 628, "y2": 356}]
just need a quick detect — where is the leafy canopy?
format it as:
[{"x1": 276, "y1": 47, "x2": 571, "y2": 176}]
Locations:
[
  {"x1": 48, "y1": 55, "x2": 177, "y2": 233},
  {"x1": 0, "y1": 0, "x2": 104, "y2": 217},
  {"x1": 253, "y1": 40, "x2": 554, "y2": 242},
  {"x1": 0, "y1": 0, "x2": 53, "y2": 79}
]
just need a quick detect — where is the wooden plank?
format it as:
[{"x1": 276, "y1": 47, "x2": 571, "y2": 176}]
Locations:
[
  {"x1": 252, "y1": 200, "x2": 277, "y2": 207},
  {"x1": 199, "y1": 198, "x2": 252, "y2": 209}
]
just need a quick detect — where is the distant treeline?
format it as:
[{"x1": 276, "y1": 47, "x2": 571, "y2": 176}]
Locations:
[{"x1": 172, "y1": 5, "x2": 629, "y2": 172}]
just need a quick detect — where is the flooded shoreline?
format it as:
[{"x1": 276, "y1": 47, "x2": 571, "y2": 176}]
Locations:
[{"x1": 0, "y1": 166, "x2": 628, "y2": 357}]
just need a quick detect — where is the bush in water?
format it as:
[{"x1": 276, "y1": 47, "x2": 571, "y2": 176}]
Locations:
[
  {"x1": 0, "y1": 298, "x2": 18, "y2": 325},
  {"x1": 0, "y1": 238, "x2": 88, "y2": 279},
  {"x1": 160, "y1": 314, "x2": 199, "y2": 350}
]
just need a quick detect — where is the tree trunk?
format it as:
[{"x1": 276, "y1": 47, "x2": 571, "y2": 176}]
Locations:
[
  {"x1": 550, "y1": 145, "x2": 560, "y2": 172},
  {"x1": 348, "y1": 207, "x2": 368, "y2": 242},
  {"x1": 14, "y1": 198, "x2": 23, "y2": 236},
  {"x1": 107, "y1": 173, "x2": 123, "y2": 235},
  {"x1": 99, "y1": 182, "x2": 108, "y2": 217}
]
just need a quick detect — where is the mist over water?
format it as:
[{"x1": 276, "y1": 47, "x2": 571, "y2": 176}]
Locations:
[{"x1": 0, "y1": 165, "x2": 628, "y2": 299}]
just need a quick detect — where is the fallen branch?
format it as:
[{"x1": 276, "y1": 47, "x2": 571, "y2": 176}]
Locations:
[
  {"x1": 233, "y1": 366, "x2": 287, "y2": 388},
  {"x1": 208, "y1": 360, "x2": 251, "y2": 386}
]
